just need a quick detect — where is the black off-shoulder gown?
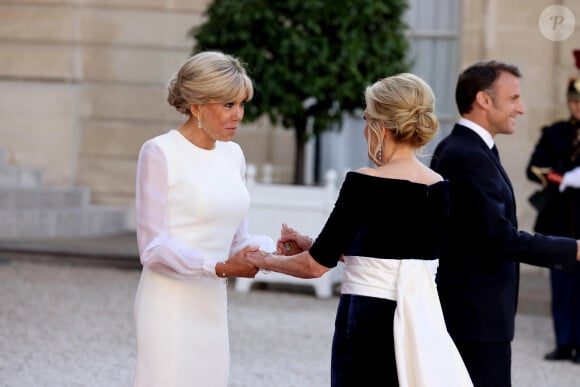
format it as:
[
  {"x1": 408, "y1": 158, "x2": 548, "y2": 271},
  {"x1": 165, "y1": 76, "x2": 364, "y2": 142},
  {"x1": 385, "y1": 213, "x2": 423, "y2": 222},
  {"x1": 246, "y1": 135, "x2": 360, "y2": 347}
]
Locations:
[{"x1": 309, "y1": 172, "x2": 471, "y2": 387}]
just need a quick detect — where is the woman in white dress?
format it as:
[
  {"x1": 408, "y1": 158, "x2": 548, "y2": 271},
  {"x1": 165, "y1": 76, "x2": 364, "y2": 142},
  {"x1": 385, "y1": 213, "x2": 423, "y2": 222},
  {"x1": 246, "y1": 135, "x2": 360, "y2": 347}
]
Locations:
[{"x1": 133, "y1": 51, "x2": 274, "y2": 387}]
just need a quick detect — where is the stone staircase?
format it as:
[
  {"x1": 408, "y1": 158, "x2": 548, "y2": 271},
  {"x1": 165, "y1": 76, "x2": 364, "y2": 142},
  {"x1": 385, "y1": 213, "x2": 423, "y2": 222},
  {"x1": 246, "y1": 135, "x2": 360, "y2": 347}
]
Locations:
[{"x1": 0, "y1": 149, "x2": 130, "y2": 239}]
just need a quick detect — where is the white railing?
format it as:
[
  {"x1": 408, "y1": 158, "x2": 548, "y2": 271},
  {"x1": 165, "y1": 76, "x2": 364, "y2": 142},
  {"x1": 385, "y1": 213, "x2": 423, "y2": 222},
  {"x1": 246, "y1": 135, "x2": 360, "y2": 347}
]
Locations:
[{"x1": 235, "y1": 164, "x2": 344, "y2": 298}]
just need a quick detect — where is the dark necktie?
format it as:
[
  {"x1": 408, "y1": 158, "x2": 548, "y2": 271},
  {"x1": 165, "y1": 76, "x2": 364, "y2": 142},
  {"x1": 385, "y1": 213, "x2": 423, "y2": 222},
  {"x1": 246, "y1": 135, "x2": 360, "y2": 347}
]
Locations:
[{"x1": 491, "y1": 145, "x2": 500, "y2": 161}]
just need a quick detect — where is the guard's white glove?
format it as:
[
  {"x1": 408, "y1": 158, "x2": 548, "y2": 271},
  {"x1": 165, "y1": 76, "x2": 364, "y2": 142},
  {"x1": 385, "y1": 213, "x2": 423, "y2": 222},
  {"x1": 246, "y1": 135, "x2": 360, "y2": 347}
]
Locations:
[{"x1": 559, "y1": 166, "x2": 580, "y2": 192}]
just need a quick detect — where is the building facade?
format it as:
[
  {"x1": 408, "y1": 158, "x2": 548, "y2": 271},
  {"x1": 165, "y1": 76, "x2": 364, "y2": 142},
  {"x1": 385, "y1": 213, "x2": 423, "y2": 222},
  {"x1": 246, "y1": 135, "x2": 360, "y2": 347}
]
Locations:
[{"x1": 0, "y1": 0, "x2": 578, "y2": 232}]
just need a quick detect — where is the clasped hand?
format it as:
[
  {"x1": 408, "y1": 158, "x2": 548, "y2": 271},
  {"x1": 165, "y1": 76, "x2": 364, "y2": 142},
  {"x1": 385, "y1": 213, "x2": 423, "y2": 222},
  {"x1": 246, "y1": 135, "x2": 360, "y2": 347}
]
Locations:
[
  {"x1": 224, "y1": 245, "x2": 260, "y2": 278},
  {"x1": 276, "y1": 223, "x2": 312, "y2": 254},
  {"x1": 244, "y1": 224, "x2": 313, "y2": 270}
]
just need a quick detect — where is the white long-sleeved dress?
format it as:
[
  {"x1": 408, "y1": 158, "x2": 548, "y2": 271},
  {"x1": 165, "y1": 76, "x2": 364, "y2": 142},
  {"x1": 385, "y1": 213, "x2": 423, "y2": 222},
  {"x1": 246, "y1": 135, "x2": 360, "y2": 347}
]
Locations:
[{"x1": 133, "y1": 129, "x2": 274, "y2": 387}]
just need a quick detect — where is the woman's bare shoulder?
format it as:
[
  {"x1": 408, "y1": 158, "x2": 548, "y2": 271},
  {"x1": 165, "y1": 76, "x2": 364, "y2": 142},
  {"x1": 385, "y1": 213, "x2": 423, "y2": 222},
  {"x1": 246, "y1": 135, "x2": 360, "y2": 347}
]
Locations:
[{"x1": 354, "y1": 167, "x2": 376, "y2": 176}]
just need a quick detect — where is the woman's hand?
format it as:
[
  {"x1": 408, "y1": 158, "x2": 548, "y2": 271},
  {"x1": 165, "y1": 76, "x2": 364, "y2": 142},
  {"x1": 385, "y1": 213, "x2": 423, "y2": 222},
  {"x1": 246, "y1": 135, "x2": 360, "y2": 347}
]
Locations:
[
  {"x1": 217, "y1": 245, "x2": 259, "y2": 279},
  {"x1": 244, "y1": 249, "x2": 271, "y2": 269},
  {"x1": 245, "y1": 247, "x2": 330, "y2": 279},
  {"x1": 276, "y1": 224, "x2": 313, "y2": 255}
]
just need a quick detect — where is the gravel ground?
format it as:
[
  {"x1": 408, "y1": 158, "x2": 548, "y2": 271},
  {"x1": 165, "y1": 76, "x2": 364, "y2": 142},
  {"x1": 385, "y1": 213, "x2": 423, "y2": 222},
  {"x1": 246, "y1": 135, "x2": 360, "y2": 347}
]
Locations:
[{"x1": 1, "y1": 257, "x2": 579, "y2": 387}]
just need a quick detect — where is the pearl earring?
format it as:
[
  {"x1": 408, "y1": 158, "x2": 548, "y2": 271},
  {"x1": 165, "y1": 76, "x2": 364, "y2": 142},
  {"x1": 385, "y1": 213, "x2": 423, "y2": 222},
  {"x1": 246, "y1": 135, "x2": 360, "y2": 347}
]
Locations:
[{"x1": 377, "y1": 148, "x2": 383, "y2": 163}]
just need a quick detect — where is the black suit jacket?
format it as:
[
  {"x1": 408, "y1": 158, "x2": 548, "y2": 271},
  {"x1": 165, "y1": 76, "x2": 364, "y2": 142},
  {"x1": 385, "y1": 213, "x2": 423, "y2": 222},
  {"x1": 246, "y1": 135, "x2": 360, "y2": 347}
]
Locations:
[{"x1": 430, "y1": 124, "x2": 577, "y2": 343}]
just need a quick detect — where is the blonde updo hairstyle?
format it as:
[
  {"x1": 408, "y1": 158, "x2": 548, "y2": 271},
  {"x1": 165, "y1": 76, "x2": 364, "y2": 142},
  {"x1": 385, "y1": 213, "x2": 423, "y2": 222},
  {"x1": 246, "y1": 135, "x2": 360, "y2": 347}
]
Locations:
[
  {"x1": 364, "y1": 73, "x2": 438, "y2": 166},
  {"x1": 167, "y1": 51, "x2": 254, "y2": 115}
]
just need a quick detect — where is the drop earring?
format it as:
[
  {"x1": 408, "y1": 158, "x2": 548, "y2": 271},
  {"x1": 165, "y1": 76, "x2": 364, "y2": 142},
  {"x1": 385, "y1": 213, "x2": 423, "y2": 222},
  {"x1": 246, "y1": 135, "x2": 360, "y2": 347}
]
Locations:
[
  {"x1": 377, "y1": 148, "x2": 383, "y2": 163},
  {"x1": 197, "y1": 117, "x2": 202, "y2": 129}
]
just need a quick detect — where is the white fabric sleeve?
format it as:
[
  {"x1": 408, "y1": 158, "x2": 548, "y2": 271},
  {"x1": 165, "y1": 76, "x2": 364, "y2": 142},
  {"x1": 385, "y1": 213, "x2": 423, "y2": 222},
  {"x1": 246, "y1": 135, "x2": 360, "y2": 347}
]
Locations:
[
  {"x1": 229, "y1": 216, "x2": 276, "y2": 256},
  {"x1": 135, "y1": 141, "x2": 218, "y2": 279},
  {"x1": 228, "y1": 151, "x2": 276, "y2": 256}
]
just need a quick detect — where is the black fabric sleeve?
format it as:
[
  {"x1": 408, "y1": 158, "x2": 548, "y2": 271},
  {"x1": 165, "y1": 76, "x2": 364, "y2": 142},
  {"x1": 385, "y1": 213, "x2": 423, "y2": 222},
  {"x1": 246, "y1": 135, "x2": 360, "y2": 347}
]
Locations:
[{"x1": 309, "y1": 173, "x2": 363, "y2": 268}]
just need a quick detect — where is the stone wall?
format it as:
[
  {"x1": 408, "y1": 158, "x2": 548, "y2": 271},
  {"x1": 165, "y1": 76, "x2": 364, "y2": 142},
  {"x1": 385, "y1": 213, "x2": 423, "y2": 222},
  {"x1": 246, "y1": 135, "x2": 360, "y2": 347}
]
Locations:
[{"x1": 0, "y1": 0, "x2": 294, "y2": 209}]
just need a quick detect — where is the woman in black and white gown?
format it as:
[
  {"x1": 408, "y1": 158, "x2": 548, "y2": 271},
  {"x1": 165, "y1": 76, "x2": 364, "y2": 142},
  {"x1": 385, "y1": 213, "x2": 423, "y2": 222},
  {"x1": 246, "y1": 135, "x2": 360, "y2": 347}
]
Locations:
[{"x1": 246, "y1": 73, "x2": 473, "y2": 387}]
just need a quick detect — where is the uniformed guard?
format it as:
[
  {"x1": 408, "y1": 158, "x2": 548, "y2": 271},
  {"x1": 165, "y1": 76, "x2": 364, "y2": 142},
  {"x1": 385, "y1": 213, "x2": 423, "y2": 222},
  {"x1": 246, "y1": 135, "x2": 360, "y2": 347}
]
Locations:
[{"x1": 526, "y1": 75, "x2": 580, "y2": 364}]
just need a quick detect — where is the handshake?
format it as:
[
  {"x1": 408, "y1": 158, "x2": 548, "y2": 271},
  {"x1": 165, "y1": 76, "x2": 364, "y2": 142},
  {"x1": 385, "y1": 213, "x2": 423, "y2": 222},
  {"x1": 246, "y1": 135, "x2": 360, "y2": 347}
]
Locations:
[
  {"x1": 237, "y1": 224, "x2": 314, "y2": 276},
  {"x1": 276, "y1": 223, "x2": 313, "y2": 255},
  {"x1": 243, "y1": 224, "x2": 330, "y2": 280},
  {"x1": 559, "y1": 166, "x2": 580, "y2": 192}
]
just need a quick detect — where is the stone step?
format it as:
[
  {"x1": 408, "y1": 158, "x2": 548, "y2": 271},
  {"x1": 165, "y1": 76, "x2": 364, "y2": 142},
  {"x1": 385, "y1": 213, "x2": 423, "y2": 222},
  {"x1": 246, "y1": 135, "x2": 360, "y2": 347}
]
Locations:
[
  {"x1": 0, "y1": 206, "x2": 129, "y2": 239},
  {"x1": 0, "y1": 166, "x2": 44, "y2": 188},
  {"x1": 0, "y1": 148, "x2": 131, "y2": 239},
  {"x1": 0, "y1": 186, "x2": 90, "y2": 208}
]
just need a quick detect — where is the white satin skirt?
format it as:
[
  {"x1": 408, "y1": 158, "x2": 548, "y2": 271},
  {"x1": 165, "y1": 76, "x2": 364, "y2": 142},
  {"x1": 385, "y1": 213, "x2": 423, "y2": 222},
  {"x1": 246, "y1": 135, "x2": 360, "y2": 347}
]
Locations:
[
  {"x1": 133, "y1": 267, "x2": 229, "y2": 387},
  {"x1": 341, "y1": 256, "x2": 473, "y2": 387}
]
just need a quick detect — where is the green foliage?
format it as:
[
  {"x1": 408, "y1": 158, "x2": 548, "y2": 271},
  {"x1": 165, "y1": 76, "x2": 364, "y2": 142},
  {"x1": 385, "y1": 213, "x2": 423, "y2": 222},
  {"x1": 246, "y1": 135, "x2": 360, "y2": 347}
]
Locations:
[{"x1": 190, "y1": 0, "x2": 410, "y2": 141}]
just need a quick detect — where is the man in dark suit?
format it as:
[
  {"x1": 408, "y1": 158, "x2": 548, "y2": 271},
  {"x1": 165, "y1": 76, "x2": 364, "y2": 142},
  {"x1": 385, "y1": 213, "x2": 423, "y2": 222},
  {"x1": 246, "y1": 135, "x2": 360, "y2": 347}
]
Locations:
[
  {"x1": 430, "y1": 60, "x2": 580, "y2": 387},
  {"x1": 526, "y1": 76, "x2": 580, "y2": 363}
]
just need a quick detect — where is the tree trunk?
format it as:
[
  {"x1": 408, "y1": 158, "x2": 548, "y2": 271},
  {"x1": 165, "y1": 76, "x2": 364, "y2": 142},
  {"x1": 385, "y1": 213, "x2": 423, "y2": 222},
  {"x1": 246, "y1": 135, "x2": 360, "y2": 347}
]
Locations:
[{"x1": 293, "y1": 124, "x2": 307, "y2": 185}]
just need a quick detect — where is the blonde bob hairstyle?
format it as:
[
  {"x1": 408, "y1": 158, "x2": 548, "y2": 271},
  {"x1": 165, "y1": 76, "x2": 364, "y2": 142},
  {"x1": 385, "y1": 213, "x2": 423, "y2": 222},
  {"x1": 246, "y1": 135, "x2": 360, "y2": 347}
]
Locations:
[
  {"x1": 364, "y1": 73, "x2": 439, "y2": 166},
  {"x1": 167, "y1": 51, "x2": 254, "y2": 115}
]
